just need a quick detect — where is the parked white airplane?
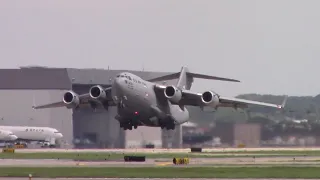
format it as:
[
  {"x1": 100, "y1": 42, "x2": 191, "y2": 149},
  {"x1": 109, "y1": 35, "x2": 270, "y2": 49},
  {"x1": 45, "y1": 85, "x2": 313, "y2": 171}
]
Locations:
[
  {"x1": 0, "y1": 126, "x2": 63, "y2": 145},
  {"x1": 0, "y1": 129, "x2": 18, "y2": 141}
]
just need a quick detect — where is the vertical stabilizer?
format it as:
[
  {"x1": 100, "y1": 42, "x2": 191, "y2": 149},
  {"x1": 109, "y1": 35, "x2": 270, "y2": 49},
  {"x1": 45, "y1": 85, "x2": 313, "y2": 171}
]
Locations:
[{"x1": 177, "y1": 67, "x2": 193, "y2": 90}]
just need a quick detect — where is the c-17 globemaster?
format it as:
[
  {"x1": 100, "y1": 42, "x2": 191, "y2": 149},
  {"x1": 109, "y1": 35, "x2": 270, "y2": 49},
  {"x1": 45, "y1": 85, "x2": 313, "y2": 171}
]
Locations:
[{"x1": 33, "y1": 67, "x2": 287, "y2": 130}]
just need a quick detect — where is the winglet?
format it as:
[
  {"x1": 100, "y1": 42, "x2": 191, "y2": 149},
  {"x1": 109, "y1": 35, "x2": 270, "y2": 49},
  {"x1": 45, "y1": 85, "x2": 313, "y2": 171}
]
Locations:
[
  {"x1": 32, "y1": 93, "x2": 36, "y2": 110},
  {"x1": 278, "y1": 95, "x2": 288, "y2": 109}
]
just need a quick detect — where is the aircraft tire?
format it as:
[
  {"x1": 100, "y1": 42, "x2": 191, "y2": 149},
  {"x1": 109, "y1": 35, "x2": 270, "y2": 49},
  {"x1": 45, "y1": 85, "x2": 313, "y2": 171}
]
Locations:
[{"x1": 166, "y1": 124, "x2": 175, "y2": 130}]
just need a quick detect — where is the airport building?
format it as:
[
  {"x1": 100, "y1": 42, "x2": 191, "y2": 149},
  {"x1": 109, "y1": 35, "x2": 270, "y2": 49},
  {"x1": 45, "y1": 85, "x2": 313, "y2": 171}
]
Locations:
[{"x1": 0, "y1": 67, "x2": 182, "y2": 148}]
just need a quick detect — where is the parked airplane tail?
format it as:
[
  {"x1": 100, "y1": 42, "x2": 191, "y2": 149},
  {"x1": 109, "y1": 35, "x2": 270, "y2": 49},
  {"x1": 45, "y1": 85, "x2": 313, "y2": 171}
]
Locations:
[{"x1": 147, "y1": 66, "x2": 240, "y2": 90}]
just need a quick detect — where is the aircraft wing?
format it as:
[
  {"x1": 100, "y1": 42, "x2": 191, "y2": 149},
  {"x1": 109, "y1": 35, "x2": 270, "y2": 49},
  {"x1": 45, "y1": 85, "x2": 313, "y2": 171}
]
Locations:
[
  {"x1": 217, "y1": 96, "x2": 287, "y2": 109},
  {"x1": 33, "y1": 87, "x2": 115, "y2": 110},
  {"x1": 154, "y1": 84, "x2": 287, "y2": 109}
]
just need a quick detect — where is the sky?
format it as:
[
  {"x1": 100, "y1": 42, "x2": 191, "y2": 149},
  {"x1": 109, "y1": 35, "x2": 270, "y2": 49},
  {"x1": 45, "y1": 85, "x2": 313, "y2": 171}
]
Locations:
[{"x1": 0, "y1": 0, "x2": 319, "y2": 97}]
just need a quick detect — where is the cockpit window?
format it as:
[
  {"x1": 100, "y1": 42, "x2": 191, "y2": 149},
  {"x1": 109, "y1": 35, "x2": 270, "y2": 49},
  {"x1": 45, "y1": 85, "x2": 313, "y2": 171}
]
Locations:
[{"x1": 116, "y1": 75, "x2": 120, "y2": 77}]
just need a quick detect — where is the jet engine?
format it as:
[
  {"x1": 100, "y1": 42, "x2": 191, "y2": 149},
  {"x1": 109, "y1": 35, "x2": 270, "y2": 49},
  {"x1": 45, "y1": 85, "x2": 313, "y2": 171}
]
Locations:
[
  {"x1": 164, "y1": 85, "x2": 182, "y2": 103},
  {"x1": 62, "y1": 91, "x2": 80, "y2": 108},
  {"x1": 89, "y1": 85, "x2": 107, "y2": 101},
  {"x1": 201, "y1": 91, "x2": 220, "y2": 107}
]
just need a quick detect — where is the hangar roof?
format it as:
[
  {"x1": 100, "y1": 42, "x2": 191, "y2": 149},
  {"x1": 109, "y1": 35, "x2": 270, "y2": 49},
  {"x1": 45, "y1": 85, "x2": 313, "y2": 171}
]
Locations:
[{"x1": 0, "y1": 67, "x2": 171, "y2": 90}]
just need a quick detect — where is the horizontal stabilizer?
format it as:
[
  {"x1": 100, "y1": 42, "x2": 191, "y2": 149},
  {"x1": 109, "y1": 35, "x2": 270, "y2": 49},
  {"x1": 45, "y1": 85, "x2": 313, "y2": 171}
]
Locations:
[
  {"x1": 147, "y1": 71, "x2": 240, "y2": 83},
  {"x1": 147, "y1": 73, "x2": 180, "y2": 82},
  {"x1": 187, "y1": 72, "x2": 240, "y2": 82}
]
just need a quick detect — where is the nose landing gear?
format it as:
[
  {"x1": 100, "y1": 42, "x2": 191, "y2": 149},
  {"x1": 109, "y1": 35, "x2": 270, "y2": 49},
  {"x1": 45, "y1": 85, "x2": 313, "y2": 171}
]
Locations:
[{"x1": 120, "y1": 121, "x2": 138, "y2": 130}]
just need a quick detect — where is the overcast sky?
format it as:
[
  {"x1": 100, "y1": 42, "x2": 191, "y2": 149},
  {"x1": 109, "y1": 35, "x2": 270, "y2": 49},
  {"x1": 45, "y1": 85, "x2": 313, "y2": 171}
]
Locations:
[{"x1": 0, "y1": 0, "x2": 319, "y2": 97}]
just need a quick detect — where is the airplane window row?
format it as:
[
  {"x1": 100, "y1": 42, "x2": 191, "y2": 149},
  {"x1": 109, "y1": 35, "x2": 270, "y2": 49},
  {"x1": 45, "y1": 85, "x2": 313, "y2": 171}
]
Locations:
[{"x1": 25, "y1": 129, "x2": 44, "y2": 132}]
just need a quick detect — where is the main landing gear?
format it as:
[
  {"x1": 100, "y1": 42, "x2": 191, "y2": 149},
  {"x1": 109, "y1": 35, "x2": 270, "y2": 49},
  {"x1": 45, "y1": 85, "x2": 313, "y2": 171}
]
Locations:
[
  {"x1": 160, "y1": 123, "x2": 175, "y2": 130},
  {"x1": 120, "y1": 121, "x2": 138, "y2": 130}
]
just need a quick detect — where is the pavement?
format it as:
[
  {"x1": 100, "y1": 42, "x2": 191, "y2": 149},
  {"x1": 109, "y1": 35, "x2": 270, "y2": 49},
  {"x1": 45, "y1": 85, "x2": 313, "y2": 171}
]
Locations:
[
  {"x1": 1, "y1": 156, "x2": 320, "y2": 167},
  {"x1": 0, "y1": 178, "x2": 315, "y2": 180},
  {"x1": 12, "y1": 147, "x2": 320, "y2": 153},
  {"x1": 1, "y1": 148, "x2": 320, "y2": 179}
]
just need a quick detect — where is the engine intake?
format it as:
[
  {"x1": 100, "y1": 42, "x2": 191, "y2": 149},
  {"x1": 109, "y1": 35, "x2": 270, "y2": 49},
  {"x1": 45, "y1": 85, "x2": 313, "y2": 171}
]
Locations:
[
  {"x1": 89, "y1": 85, "x2": 107, "y2": 101},
  {"x1": 201, "y1": 91, "x2": 219, "y2": 107},
  {"x1": 164, "y1": 85, "x2": 182, "y2": 103},
  {"x1": 63, "y1": 91, "x2": 80, "y2": 108}
]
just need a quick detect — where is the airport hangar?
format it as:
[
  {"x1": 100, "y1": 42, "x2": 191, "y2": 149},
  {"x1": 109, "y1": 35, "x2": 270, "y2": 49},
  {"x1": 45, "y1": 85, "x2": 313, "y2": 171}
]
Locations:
[{"x1": 0, "y1": 67, "x2": 184, "y2": 148}]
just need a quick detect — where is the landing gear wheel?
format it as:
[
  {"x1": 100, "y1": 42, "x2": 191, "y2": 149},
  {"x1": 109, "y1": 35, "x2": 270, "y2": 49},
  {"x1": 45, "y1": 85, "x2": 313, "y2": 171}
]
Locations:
[
  {"x1": 134, "y1": 125, "x2": 137, "y2": 129},
  {"x1": 166, "y1": 124, "x2": 175, "y2": 130}
]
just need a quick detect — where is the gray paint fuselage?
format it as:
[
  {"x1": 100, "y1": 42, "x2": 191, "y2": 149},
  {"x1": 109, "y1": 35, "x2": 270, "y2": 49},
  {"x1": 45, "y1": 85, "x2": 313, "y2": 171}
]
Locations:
[{"x1": 111, "y1": 72, "x2": 189, "y2": 127}]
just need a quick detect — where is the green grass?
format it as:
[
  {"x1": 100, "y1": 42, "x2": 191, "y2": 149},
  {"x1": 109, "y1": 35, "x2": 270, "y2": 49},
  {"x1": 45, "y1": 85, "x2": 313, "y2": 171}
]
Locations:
[
  {"x1": 1, "y1": 167, "x2": 320, "y2": 178},
  {"x1": 205, "y1": 150, "x2": 320, "y2": 155},
  {"x1": 0, "y1": 152, "x2": 318, "y2": 160}
]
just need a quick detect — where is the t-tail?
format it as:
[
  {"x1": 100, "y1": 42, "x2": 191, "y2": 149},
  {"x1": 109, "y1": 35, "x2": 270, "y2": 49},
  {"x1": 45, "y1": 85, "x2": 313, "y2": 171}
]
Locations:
[{"x1": 147, "y1": 66, "x2": 240, "y2": 90}]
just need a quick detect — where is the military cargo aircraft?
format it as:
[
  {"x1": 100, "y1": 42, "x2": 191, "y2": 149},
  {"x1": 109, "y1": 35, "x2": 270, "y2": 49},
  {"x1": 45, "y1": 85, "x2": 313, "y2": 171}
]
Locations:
[{"x1": 33, "y1": 67, "x2": 287, "y2": 130}]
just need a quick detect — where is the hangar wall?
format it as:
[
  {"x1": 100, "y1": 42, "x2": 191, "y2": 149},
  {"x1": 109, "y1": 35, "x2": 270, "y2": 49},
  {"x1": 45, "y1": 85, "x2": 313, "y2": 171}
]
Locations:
[
  {"x1": 73, "y1": 106, "x2": 125, "y2": 148},
  {"x1": 0, "y1": 90, "x2": 73, "y2": 147},
  {"x1": 71, "y1": 84, "x2": 125, "y2": 148},
  {"x1": 125, "y1": 127, "x2": 162, "y2": 148}
]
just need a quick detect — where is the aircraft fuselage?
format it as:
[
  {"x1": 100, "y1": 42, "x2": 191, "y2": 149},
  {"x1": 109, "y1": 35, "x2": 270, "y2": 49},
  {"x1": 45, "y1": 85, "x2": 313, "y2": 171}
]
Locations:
[{"x1": 111, "y1": 72, "x2": 189, "y2": 130}]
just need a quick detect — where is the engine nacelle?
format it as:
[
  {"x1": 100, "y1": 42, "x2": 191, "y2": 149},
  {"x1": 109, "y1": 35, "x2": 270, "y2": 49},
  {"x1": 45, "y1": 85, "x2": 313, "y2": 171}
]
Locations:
[
  {"x1": 164, "y1": 85, "x2": 182, "y2": 103},
  {"x1": 89, "y1": 85, "x2": 107, "y2": 101},
  {"x1": 62, "y1": 91, "x2": 80, "y2": 108},
  {"x1": 201, "y1": 91, "x2": 219, "y2": 107}
]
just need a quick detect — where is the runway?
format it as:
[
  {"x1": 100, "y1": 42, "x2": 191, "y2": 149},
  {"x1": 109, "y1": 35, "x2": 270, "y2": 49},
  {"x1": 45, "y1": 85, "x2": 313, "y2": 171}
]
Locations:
[
  {"x1": 1, "y1": 148, "x2": 319, "y2": 179},
  {"x1": 0, "y1": 178, "x2": 315, "y2": 180},
  {"x1": 13, "y1": 147, "x2": 320, "y2": 153},
  {"x1": 1, "y1": 156, "x2": 320, "y2": 167}
]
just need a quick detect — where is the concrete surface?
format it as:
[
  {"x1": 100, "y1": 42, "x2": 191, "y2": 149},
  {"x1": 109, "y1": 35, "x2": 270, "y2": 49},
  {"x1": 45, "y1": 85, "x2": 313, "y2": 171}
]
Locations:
[
  {"x1": 13, "y1": 147, "x2": 320, "y2": 153},
  {"x1": 1, "y1": 156, "x2": 320, "y2": 167},
  {"x1": 0, "y1": 178, "x2": 315, "y2": 180}
]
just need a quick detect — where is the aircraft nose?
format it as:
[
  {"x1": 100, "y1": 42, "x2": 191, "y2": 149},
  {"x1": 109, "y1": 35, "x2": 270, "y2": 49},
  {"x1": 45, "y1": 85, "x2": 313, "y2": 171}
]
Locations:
[
  {"x1": 9, "y1": 135, "x2": 18, "y2": 141},
  {"x1": 113, "y1": 78, "x2": 126, "y2": 91},
  {"x1": 56, "y1": 133, "x2": 63, "y2": 139}
]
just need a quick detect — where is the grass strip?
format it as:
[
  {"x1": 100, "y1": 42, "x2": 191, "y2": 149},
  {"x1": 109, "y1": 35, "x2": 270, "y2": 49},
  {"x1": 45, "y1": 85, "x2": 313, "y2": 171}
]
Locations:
[
  {"x1": 1, "y1": 167, "x2": 320, "y2": 178},
  {"x1": 204, "y1": 150, "x2": 320, "y2": 154}
]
